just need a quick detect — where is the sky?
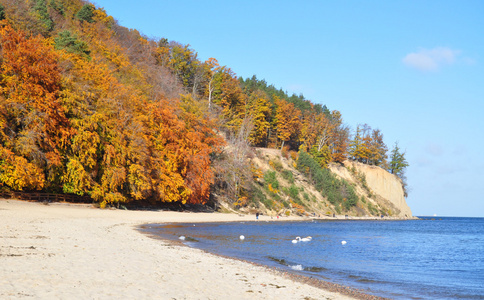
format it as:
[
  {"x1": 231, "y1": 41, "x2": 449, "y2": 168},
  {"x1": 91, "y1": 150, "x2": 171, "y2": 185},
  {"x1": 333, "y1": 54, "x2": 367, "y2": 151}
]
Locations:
[{"x1": 92, "y1": 0, "x2": 484, "y2": 217}]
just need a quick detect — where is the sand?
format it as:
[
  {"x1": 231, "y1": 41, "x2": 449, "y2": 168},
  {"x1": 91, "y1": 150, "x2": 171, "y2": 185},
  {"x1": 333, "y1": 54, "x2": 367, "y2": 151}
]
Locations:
[{"x1": 0, "y1": 199, "x2": 360, "y2": 300}]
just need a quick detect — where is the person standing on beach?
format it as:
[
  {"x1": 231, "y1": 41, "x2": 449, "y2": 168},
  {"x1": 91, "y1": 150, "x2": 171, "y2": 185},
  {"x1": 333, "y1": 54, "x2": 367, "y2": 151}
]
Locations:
[{"x1": 256, "y1": 212, "x2": 259, "y2": 220}]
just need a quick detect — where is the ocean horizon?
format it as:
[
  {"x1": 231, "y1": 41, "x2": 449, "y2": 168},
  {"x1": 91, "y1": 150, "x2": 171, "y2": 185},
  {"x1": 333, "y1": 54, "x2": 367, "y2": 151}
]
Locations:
[{"x1": 140, "y1": 217, "x2": 484, "y2": 299}]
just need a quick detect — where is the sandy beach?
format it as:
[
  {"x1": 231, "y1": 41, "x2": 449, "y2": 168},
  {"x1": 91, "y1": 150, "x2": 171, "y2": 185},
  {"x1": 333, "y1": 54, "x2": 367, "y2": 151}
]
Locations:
[{"x1": 0, "y1": 199, "x2": 365, "y2": 300}]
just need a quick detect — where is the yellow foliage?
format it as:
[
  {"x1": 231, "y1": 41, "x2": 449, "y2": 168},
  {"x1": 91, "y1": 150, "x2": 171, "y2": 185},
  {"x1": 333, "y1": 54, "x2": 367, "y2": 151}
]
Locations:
[{"x1": 0, "y1": 148, "x2": 45, "y2": 191}]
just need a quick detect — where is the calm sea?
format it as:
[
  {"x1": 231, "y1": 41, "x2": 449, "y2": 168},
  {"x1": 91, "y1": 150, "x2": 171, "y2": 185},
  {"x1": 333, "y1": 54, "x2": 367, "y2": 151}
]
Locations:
[{"x1": 140, "y1": 217, "x2": 484, "y2": 299}]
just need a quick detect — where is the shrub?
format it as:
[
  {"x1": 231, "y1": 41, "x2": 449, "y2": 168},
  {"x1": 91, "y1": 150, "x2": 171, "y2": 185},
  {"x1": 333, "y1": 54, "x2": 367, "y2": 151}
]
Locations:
[
  {"x1": 281, "y1": 169, "x2": 294, "y2": 184},
  {"x1": 288, "y1": 184, "x2": 300, "y2": 201},
  {"x1": 264, "y1": 171, "x2": 279, "y2": 190},
  {"x1": 269, "y1": 159, "x2": 283, "y2": 171},
  {"x1": 281, "y1": 145, "x2": 290, "y2": 159}
]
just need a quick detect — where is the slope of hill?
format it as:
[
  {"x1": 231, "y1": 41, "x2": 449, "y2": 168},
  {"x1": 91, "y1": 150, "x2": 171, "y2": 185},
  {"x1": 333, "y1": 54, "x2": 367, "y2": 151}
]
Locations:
[
  {"x1": 236, "y1": 148, "x2": 412, "y2": 219},
  {"x1": 0, "y1": 0, "x2": 413, "y2": 217}
]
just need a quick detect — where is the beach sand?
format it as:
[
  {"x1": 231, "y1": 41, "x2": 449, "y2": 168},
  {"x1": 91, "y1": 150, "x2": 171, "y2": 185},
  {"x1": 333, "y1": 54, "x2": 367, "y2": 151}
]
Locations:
[{"x1": 0, "y1": 199, "x2": 364, "y2": 299}]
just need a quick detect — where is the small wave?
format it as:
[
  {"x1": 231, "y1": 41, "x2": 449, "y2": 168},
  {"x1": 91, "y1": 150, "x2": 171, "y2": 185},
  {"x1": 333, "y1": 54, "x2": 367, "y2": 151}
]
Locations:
[
  {"x1": 305, "y1": 266, "x2": 327, "y2": 272},
  {"x1": 290, "y1": 264, "x2": 304, "y2": 271},
  {"x1": 267, "y1": 256, "x2": 288, "y2": 266}
]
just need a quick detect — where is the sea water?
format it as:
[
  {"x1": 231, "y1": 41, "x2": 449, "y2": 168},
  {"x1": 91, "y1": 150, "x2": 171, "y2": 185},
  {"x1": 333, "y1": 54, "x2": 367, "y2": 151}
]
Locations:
[{"x1": 140, "y1": 217, "x2": 484, "y2": 299}]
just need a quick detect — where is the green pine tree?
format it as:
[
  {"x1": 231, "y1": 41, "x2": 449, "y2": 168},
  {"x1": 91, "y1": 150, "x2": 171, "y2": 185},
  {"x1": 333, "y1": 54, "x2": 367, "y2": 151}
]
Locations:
[
  {"x1": 389, "y1": 142, "x2": 408, "y2": 177},
  {"x1": 77, "y1": 4, "x2": 94, "y2": 23},
  {"x1": 0, "y1": 4, "x2": 5, "y2": 20}
]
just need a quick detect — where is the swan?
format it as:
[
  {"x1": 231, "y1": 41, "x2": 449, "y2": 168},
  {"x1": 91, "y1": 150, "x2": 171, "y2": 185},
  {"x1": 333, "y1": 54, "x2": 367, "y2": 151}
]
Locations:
[
  {"x1": 341, "y1": 240, "x2": 347, "y2": 245},
  {"x1": 179, "y1": 236, "x2": 186, "y2": 240},
  {"x1": 239, "y1": 235, "x2": 245, "y2": 240},
  {"x1": 291, "y1": 238, "x2": 298, "y2": 244},
  {"x1": 300, "y1": 236, "x2": 312, "y2": 242}
]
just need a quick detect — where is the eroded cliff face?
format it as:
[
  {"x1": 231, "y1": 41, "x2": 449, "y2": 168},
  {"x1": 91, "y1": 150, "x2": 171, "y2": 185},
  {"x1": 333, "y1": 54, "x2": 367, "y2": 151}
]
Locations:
[{"x1": 330, "y1": 161, "x2": 413, "y2": 218}]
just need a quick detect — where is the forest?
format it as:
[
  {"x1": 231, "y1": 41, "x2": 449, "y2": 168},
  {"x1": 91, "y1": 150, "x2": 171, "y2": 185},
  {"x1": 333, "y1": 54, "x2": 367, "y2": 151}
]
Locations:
[{"x1": 0, "y1": 0, "x2": 408, "y2": 210}]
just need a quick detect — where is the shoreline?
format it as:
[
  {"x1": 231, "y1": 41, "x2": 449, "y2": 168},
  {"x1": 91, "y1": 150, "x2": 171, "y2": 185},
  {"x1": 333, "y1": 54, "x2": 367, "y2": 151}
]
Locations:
[
  {"x1": 1, "y1": 199, "x2": 385, "y2": 299},
  {"x1": 147, "y1": 229, "x2": 388, "y2": 300}
]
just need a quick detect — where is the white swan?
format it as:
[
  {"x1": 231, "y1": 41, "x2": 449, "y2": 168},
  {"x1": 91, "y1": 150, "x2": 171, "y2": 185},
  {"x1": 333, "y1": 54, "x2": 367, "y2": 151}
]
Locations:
[
  {"x1": 239, "y1": 235, "x2": 245, "y2": 240},
  {"x1": 291, "y1": 238, "x2": 298, "y2": 244},
  {"x1": 341, "y1": 240, "x2": 347, "y2": 245},
  {"x1": 300, "y1": 236, "x2": 312, "y2": 242}
]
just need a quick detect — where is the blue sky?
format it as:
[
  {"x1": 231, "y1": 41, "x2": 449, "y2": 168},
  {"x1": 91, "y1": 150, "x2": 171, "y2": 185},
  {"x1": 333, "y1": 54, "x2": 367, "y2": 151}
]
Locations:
[{"x1": 92, "y1": 0, "x2": 484, "y2": 217}]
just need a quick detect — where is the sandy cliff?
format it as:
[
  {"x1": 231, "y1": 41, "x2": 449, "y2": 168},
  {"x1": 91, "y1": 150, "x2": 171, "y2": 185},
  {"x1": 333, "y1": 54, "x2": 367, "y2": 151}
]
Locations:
[{"x1": 330, "y1": 161, "x2": 413, "y2": 218}]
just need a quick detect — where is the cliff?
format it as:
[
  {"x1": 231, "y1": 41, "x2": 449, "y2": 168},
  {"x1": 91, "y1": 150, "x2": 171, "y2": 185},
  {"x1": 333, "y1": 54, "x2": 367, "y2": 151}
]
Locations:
[
  {"x1": 244, "y1": 148, "x2": 413, "y2": 219},
  {"x1": 330, "y1": 161, "x2": 413, "y2": 218}
]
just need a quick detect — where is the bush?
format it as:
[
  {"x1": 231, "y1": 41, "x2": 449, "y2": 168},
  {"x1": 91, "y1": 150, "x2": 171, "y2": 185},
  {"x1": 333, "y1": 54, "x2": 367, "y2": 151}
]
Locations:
[
  {"x1": 269, "y1": 159, "x2": 283, "y2": 171},
  {"x1": 288, "y1": 184, "x2": 300, "y2": 201},
  {"x1": 263, "y1": 171, "x2": 279, "y2": 191},
  {"x1": 281, "y1": 169, "x2": 294, "y2": 184}
]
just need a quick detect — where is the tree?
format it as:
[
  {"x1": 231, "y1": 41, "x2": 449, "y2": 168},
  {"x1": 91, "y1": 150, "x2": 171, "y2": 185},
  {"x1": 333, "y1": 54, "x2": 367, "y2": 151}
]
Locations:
[
  {"x1": 369, "y1": 128, "x2": 388, "y2": 167},
  {"x1": 210, "y1": 66, "x2": 247, "y2": 131},
  {"x1": 54, "y1": 30, "x2": 90, "y2": 58},
  {"x1": 0, "y1": 4, "x2": 5, "y2": 20},
  {"x1": 389, "y1": 142, "x2": 408, "y2": 177},
  {"x1": 33, "y1": 0, "x2": 54, "y2": 32},
  {"x1": 0, "y1": 24, "x2": 72, "y2": 190},
  {"x1": 76, "y1": 4, "x2": 94, "y2": 23},
  {"x1": 330, "y1": 111, "x2": 349, "y2": 163},
  {"x1": 274, "y1": 97, "x2": 301, "y2": 150},
  {"x1": 211, "y1": 116, "x2": 253, "y2": 206},
  {"x1": 246, "y1": 90, "x2": 271, "y2": 146},
  {"x1": 349, "y1": 125, "x2": 365, "y2": 161}
]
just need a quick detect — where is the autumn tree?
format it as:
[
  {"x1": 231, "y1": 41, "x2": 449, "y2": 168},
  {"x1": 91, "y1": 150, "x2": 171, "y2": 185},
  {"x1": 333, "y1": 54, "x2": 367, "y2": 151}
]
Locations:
[
  {"x1": 369, "y1": 128, "x2": 388, "y2": 167},
  {"x1": 246, "y1": 90, "x2": 271, "y2": 146},
  {"x1": 210, "y1": 66, "x2": 246, "y2": 131},
  {"x1": 0, "y1": 23, "x2": 72, "y2": 190},
  {"x1": 328, "y1": 111, "x2": 349, "y2": 163},
  {"x1": 273, "y1": 97, "x2": 301, "y2": 150}
]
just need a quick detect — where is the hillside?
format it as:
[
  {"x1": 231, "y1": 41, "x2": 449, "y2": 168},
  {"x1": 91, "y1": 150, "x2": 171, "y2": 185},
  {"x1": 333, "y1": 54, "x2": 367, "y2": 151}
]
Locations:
[
  {"x1": 229, "y1": 148, "x2": 413, "y2": 219},
  {"x1": 0, "y1": 0, "x2": 412, "y2": 217}
]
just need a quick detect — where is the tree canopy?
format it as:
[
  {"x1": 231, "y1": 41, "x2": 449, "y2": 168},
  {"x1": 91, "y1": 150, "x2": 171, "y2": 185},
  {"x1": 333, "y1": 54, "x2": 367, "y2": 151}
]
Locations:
[{"x1": 0, "y1": 0, "x2": 409, "y2": 208}]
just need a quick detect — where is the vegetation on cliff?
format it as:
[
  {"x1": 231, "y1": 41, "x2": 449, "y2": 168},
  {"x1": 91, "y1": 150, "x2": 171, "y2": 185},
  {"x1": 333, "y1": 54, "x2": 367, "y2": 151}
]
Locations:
[{"x1": 0, "y1": 0, "x2": 408, "y2": 215}]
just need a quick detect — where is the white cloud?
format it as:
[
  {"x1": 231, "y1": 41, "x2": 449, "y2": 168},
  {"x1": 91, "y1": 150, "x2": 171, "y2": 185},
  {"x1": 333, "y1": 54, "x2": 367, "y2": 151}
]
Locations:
[{"x1": 402, "y1": 47, "x2": 461, "y2": 72}]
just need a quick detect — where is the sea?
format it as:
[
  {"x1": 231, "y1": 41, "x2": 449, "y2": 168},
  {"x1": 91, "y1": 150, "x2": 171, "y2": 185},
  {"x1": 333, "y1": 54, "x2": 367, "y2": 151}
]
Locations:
[{"x1": 140, "y1": 217, "x2": 484, "y2": 299}]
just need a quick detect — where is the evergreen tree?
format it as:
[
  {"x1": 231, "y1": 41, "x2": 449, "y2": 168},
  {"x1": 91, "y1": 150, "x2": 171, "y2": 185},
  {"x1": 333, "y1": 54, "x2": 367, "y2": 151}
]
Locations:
[
  {"x1": 389, "y1": 142, "x2": 408, "y2": 177},
  {"x1": 34, "y1": 0, "x2": 54, "y2": 31},
  {"x1": 76, "y1": 4, "x2": 94, "y2": 23},
  {"x1": 0, "y1": 4, "x2": 5, "y2": 20},
  {"x1": 54, "y1": 30, "x2": 90, "y2": 58}
]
